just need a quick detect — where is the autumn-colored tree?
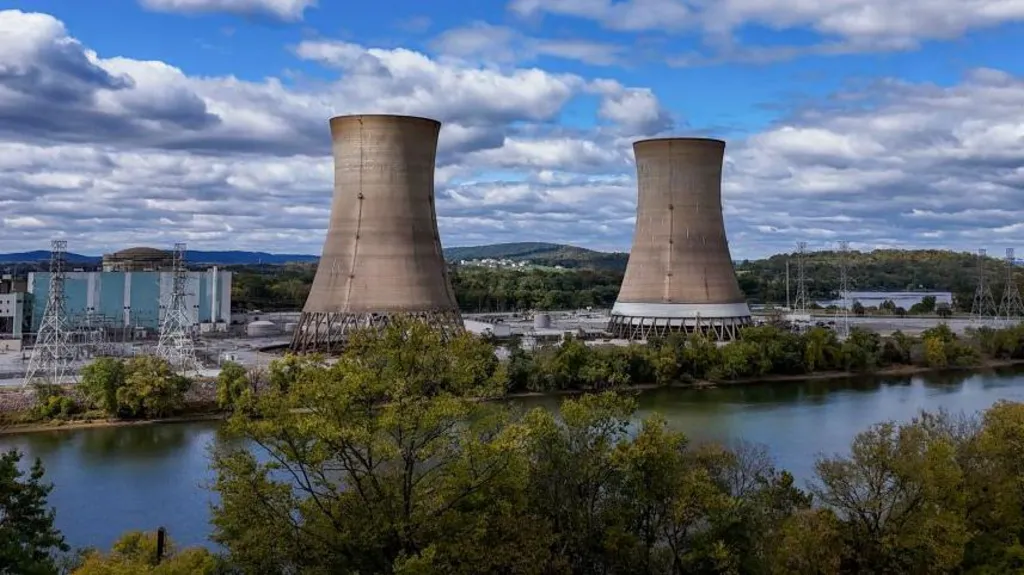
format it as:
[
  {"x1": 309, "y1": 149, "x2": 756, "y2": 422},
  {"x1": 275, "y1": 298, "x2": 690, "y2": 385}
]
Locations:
[{"x1": 72, "y1": 530, "x2": 220, "y2": 575}]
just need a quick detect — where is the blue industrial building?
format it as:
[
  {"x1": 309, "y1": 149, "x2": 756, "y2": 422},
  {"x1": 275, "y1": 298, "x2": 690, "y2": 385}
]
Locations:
[{"x1": 27, "y1": 270, "x2": 232, "y2": 332}]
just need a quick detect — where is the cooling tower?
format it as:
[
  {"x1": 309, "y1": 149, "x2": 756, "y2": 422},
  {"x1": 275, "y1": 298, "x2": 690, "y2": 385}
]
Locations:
[
  {"x1": 291, "y1": 114, "x2": 462, "y2": 353},
  {"x1": 608, "y1": 137, "x2": 751, "y2": 341}
]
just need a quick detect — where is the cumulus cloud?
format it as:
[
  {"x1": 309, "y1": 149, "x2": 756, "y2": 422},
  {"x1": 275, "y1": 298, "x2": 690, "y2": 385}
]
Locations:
[
  {"x1": 0, "y1": 9, "x2": 665, "y2": 254},
  {"x1": 138, "y1": 0, "x2": 317, "y2": 21},
  {"x1": 509, "y1": 0, "x2": 1024, "y2": 60},
  {"x1": 724, "y1": 68, "x2": 1024, "y2": 255},
  {"x1": 1, "y1": 9, "x2": 1023, "y2": 259},
  {"x1": 431, "y1": 21, "x2": 626, "y2": 66}
]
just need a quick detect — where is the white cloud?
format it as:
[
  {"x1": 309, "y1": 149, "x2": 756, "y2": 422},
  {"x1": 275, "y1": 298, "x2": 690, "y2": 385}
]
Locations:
[
  {"x1": 291, "y1": 39, "x2": 583, "y2": 126},
  {"x1": 431, "y1": 21, "x2": 626, "y2": 66},
  {"x1": 138, "y1": 0, "x2": 316, "y2": 21},
  {"x1": 509, "y1": 0, "x2": 1024, "y2": 59},
  {"x1": 1, "y1": 9, "x2": 1024, "y2": 258}
]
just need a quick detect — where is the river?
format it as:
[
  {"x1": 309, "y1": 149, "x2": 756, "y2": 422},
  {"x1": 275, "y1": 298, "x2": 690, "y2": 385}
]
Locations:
[{"x1": 2, "y1": 367, "x2": 1023, "y2": 551}]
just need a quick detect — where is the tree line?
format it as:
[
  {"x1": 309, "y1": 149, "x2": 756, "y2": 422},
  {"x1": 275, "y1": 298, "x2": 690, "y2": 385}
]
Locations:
[
  {"x1": 503, "y1": 321, "x2": 1024, "y2": 393},
  {"x1": 228, "y1": 249, "x2": 1023, "y2": 313},
  {"x1": 5, "y1": 319, "x2": 1024, "y2": 574},
  {"x1": 18, "y1": 322, "x2": 1024, "y2": 427}
]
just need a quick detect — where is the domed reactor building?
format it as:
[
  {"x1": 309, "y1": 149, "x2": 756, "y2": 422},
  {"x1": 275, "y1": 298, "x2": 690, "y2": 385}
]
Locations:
[
  {"x1": 608, "y1": 138, "x2": 751, "y2": 341},
  {"x1": 291, "y1": 114, "x2": 462, "y2": 354}
]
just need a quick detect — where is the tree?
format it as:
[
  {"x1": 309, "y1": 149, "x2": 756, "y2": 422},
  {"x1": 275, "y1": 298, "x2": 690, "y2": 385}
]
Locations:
[
  {"x1": 215, "y1": 362, "x2": 251, "y2": 410},
  {"x1": 211, "y1": 318, "x2": 531, "y2": 574},
  {"x1": 72, "y1": 530, "x2": 220, "y2": 574},
  {"x1": 79, "y1": 358, "x2": 127, "y2": 415},
  {"x1": 812, "y1": 419, "x2": 969, "y2": 573},
  {"x1": 851, "y1": 300, "x2": 866, "y2": 316},
  {"x1": 0, "y1": 449, "x2": 68, "y2": 575},
  {"x1": 115, "y1": 357, "x2": 191, "y2": 419}
]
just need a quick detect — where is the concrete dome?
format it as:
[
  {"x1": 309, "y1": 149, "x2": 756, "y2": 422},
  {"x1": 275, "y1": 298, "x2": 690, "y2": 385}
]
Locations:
[
  {"x1": 112, "y1": 246, "x2": 169, "y2": 258},
  {"x1": 102, "y1": 246, "x2": 174, "y2": 271}
]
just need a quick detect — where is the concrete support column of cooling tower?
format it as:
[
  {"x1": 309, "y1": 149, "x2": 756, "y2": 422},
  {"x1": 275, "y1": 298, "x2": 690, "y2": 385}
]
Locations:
[
  {"x1": 290, "y1": 114, "x2": 463, "y2": 354},
  {"x1": 608, "y1": 137, "x2": 751, "y2": 341}
]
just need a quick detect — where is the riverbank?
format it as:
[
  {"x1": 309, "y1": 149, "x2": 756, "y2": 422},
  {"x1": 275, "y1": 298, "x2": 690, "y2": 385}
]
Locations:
[
  {"x1": 5, "y1": 359, "x2": 1024, "y2": 436},
  {"x1": 0, "y1": 411, "x2": 226, "y2": 436},
  {"x1": 502, "y1": 358, "x2": 1024, "y2": 399}
]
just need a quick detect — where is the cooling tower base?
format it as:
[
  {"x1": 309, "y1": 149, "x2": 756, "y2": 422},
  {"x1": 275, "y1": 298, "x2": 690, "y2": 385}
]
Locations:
[
  {"x1": 607, "y1": 302, "x2": 752, "y2": 342},
  {"x1": 290, "y1": 309, "x2": 464, "y2": 355}
]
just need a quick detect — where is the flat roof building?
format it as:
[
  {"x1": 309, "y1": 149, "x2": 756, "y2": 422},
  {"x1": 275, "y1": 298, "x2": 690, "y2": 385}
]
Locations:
[{"x1": 27, "y1": 269, "x2": 231, "y2": 333}]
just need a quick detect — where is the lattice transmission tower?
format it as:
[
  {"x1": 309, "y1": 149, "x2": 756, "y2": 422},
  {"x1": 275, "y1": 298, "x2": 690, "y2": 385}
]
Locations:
[
  {"x1": 971, "y1": 249, "x2": 999, "y2": 323},
  {"x1": 23, "y1": 240, "x2": 76, "y2": 387},
  {"x1": 834, "y1": 240, "x2": 850, "y2": 338},
  {"x1": 999, "y1": 248, "x2": 1024, "y2": 322},
  {"x1": 792, "y1": 241, "x2": 809, "y2": 314},
  {"x1": 156, "y1": 243, "x2": 199, "y2": 374}
]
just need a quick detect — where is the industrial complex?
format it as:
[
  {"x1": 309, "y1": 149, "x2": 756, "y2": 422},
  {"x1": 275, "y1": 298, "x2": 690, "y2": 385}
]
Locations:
[{"x1": 1, "y1": 113, "x2": 1020, "y2": 388}]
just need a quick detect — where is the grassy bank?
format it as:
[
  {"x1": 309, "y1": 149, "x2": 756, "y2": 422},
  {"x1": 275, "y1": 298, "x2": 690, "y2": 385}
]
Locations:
[
  {"x1": 7, "y1": 358, "x2": 1024, "y2": 436},
  {"x1": 0, "y1": 403, "x2": 225, "y2": 436},
  {"x1": 502, "y1": 357, "x2": 1024, "y2": 399}
]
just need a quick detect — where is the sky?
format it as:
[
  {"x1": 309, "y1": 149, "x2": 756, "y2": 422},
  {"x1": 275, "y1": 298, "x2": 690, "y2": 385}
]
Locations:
[{"x1": 0, "y1": 0, "x2": 1023, "y2": 259}]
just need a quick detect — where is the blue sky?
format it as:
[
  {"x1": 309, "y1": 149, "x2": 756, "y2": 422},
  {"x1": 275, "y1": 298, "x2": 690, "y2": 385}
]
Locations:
[{"x1": 1, "y1": 0, "x2": 1023, "y2": 258}]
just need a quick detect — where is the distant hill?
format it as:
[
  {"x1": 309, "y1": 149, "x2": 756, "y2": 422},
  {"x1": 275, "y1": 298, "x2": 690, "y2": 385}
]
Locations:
[
  {"x1": 444, "y1": 242, "x2": 629, "y2": 271},
  {"x1": 0, "y1": 250, "x2": 318, "y2": 266},
  {"x1": 0, "y1": 250, "x2": 99, "y2": 264}
]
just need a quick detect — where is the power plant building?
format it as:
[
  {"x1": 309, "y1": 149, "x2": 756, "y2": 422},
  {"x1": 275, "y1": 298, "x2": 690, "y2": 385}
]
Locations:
[
  {"x1": 291, "y1": 114, "x2": 462, "y2": 353},
  {"x1": 609, "y1": 137, "x2": 751, "y2": 341},
  {"x1": 27, "y1": 269, "x2": 232, "y2": 332}
]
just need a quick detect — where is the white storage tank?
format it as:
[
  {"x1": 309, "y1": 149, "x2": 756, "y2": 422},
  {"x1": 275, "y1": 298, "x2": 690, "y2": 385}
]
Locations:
[
  {"x1": 246, "y1": 320, "x2": 280, "y2": 338},
  {"x1": 283, "y1": 322, "x2": 298, "y2": 334}
]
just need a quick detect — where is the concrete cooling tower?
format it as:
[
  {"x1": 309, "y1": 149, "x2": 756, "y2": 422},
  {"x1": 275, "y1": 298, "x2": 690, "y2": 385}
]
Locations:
[
  {"x1": 608, "y1": 137, "x2": 751, "y2": 341},
  {"x1": 291, "y1": 114, "x2": 462, "y2": 353}
]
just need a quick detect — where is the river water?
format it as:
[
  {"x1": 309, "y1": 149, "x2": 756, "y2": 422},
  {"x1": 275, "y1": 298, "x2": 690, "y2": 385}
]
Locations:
[{"x1": 2, "y1": 367, "x2": 1023, "y2": 551}]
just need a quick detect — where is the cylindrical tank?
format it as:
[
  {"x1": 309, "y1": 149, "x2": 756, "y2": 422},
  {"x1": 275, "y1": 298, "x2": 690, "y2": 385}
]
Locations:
[
  {"x1": 609, "y1": 138, "x2": 751, "y2": 341},
  {"x1": 533, "y1": 313, "x2": 551, "y2": 329},
  {"x1": 247, "y1": 320, "x2": 280, "y2": 337},
  {"x1": 292, "y1": 114, "x2": 462, "y2": 353}
]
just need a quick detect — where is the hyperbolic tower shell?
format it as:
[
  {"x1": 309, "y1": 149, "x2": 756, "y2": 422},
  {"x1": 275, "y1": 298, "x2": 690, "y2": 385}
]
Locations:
[
  {"x1": 291, "y1": 114, "x2": 462, "y2": 353},
  {"x1": 608, "y1": 137, "x2": 751, "y2": 341}
]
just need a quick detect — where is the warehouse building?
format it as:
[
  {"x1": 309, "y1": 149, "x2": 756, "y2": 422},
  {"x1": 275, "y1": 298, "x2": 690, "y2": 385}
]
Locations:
[{"x1": 27, "y1": 269, "x2": 232, "y2": 333}]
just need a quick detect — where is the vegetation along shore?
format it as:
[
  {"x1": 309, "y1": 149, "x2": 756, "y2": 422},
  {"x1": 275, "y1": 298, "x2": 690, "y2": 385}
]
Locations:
[
  {"x1": 3, "y1": 318, "x2": 1024, "y2": 573},
  {"x1": 4, "y1": 320, "x2": 1024, "y2": 436}
]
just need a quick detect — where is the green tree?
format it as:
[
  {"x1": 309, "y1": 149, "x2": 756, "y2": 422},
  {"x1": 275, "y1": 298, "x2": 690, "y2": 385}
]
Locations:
[
  {"x1": 812, "y1": 419, "x2": 969, "y2": 573},
  {"x1": 211, "y1": 318, "x2": 531, "y2": 574},
  {"x1": 840, "y1": 328, "x2": 880, "y2": 372},
  {"x1": 803, "y1": 327, "x2": 840, "y2": 372},
  {"x1": 115, "y1": 357, "x2": 191, "y2": 419},
  {"x1": 215, "y1": 361, "x2": 250, "y2": 410},
  {"x1": 79, "y1": 358, "x2": 128, "y2": 415},
  {"x1": 0, "y1": 449, "x2": 68, "y2": 575}
]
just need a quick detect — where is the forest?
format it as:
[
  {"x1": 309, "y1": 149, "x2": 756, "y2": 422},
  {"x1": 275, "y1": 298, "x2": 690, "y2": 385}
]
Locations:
[{"x1": 228, "y1": 248, "x2": 1019, "y2": 313}]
